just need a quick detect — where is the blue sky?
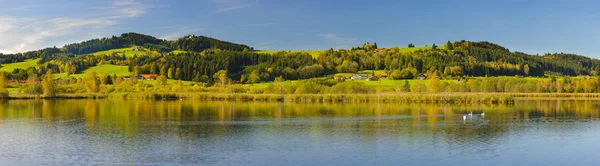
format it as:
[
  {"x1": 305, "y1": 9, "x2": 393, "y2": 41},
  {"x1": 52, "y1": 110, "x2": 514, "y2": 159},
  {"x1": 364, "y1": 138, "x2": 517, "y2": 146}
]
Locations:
[{"x1": 0, "y1": 0, "x2": 599, "y2": 57}]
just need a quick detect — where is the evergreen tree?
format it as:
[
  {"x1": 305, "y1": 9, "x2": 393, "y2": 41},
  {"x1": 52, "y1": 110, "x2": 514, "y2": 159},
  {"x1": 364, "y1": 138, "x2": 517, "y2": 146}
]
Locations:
[
  {"x1": 402, "y1": 80, "x2": 411, "y2": 92},
  {"x1": 445, "y1": 41, "x2": 453, "y2": 50}
]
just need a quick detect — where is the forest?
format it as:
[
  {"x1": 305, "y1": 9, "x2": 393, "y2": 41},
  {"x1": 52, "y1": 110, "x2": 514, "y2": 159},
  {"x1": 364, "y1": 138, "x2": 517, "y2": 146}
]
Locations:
[{"x1": 1, "y1": 33, "x2": 600, "y2": 99}]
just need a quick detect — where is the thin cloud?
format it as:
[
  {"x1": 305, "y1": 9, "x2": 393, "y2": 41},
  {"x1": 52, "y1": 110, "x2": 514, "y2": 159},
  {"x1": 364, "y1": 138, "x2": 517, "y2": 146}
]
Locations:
[
  {"x1": 155, "y1": 25, "x2": 204, "y2": 40},
  {"x1": 218, "y1": 4, "x2": 251, "y2": 12},
  {"x1": 231, "y1": 23, "x2": 275, "y2": 28},
  {"x1": 214, "y1": 0, "x2": 252, "y2": 12},
  {"x1": 0, "y1": 0, "x2": 149, "y2": 53},
  {"x1": 0, "y1": 5, "x2": 41, "y2": 14},
  {"x1": 159, "y1": 28, "x2": 204, "y2": 40},
  {"x1": 318, "y1": 33, "x2": 360, "y2": 49}
]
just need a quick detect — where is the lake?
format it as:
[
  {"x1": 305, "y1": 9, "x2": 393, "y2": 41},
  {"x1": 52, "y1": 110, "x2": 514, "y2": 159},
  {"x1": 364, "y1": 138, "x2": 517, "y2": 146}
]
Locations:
[{"x1": 0, "y1": 99, "x2": 599, "y2": 165}]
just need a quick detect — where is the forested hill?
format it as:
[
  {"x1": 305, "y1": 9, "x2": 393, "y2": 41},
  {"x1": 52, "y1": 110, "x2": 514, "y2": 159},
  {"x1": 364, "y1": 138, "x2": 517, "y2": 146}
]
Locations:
[
  {"x1": 0, "y1": 32, "x2": 251, "y2": 64},
  {"x1": 0, "y1": 32, "x2": 599, "y2": 83}
]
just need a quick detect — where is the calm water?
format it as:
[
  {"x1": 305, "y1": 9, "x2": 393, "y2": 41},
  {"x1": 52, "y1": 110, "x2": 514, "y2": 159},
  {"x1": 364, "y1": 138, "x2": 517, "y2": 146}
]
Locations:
[{"x1": 0, "y1": 99, "x2": 600, "y2": 165}]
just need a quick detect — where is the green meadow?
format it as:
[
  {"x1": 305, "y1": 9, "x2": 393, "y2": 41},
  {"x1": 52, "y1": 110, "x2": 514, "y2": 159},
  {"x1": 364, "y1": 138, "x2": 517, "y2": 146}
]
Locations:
[
  {"x1": 0, "y1": 58, "x2": 41, "y2": 72},
  {"x1": 54, "y1": 64, "x2": 131, "y2": 78},
  {"x1": 254, "y1": 50, "x2": 325, "y2": 58},
  {"x1": 169, "y1": 50, "x2": 194, "y2": 54},
  {"x1": 92, "y1": 47, "x2": 158, "y2": 57}
]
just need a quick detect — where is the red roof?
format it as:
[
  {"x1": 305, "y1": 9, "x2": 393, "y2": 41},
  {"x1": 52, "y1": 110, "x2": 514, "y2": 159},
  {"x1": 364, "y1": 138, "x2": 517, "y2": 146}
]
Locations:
[{"x1": 139, "y1": 74, "x2": 159, "y2": 79}]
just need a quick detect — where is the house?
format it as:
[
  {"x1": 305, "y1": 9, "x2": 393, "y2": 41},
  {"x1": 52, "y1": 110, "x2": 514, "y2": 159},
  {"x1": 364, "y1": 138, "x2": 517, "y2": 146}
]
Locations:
[
  {"x1": 379, "y1": 73, "x2": 388, "y2": 78},
  {"x1": 351, "y1": 74, "x2": 369, "y2": 80},
  {"x1": 335, "y1": 75, "x2": 346, "y2": 81},
  {"x1": 374, "y1": 48, "x2": 386, "y2": 53},
  {"x1": 367, "y1": 76, "x2": 379, "y2": 81},
  {"x1": 139, "y1": 74, "x2": 159, "y2": 80},
  {"x1": 135, "y1": 75, "x2": 145, "y2": 80},
  {"x1": 123, "y1": 76, "x2": 131, "y2": 80},
  {"x1": 419, "y1": 73, "x2": 427, "y2": 80}
]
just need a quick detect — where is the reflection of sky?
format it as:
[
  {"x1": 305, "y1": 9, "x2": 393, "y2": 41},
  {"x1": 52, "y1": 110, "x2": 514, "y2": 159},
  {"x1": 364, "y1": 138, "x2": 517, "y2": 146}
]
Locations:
[{"x1": 0, "y1": 100, "x2": 599, "y2": 165}]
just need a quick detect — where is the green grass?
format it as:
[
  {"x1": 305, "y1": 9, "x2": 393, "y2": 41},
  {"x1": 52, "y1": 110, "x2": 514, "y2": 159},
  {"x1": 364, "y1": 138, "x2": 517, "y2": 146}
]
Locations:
[
  {"x1": 55, "y1": 64, "x2": 130, "y2": 78},
  {"x1": 92, "y1": 47, "x2": 157, "y2": 57},
  {"x1": 0, "y1": 58, "x2": 41, "y2": 72},
  {"x1": 254, "y1": 50, "x2": 325, "y2": 58},
  {"x1": 169, "y1": 50, "x2": 193, "y2": 55},
  {"x1": 397, "y1": 46, "x2": 435, "y2": 53},
  {"x1": 255, "y1": 46, "x2": 436, "y2": 59}
]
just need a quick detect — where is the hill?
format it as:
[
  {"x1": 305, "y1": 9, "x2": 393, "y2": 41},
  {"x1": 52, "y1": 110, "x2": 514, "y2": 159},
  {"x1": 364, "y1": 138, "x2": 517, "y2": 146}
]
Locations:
[{"x1": 0, "y1": 33, "x2": 599, "y2": 85}]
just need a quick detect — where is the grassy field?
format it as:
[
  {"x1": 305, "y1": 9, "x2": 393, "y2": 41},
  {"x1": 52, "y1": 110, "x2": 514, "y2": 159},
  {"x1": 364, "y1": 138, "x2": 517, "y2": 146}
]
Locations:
[
  {"x1": 254, "y1": 50, "x2": 325, "y2": 58},
  {"x1": 397, "y1": 46, "x2": 435, "y2": 53},
  {"x1": 255, "y1": 45, "x2": 436, "y2": 59},
  {"x1": 168, "y1": 50, "x2": 194, "y2": 55},
  {"x1": 92, "y1": 47, "x2": 157, "y2": 57},
  {"x1": 0, "y1": 58, "x2": 41, "y2": 72},
  {"x1": 54, "y1": 64, "x2": 131, "y2": 78}
]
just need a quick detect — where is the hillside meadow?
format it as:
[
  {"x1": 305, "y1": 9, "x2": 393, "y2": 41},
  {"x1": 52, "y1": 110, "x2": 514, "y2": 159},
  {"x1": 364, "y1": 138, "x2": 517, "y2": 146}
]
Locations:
[
  {"x1": 0, "y1": 58, "x2": 40, "y2": 72},
  {"x1": 92, "y1": 47, "x2": 158, "y2": 57}
]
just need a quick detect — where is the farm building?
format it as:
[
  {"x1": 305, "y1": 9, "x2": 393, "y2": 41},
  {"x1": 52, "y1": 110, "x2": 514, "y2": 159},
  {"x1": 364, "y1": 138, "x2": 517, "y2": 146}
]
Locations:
[
  {"x1": 139, "y1": 74, "x2": 159, "y2": 80},
  {"x1": 351, "y1": 74, "x2": 368, "y2": 80},
  {"x1": 419, "y1": 73, "x2": 427, "y2": 80}
]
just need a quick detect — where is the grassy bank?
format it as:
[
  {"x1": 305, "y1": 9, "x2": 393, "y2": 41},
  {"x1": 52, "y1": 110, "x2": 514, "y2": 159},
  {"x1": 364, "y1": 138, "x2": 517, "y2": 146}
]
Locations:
[{"x1": 3, "y1": 92, "x2": 514, "y2": 104}]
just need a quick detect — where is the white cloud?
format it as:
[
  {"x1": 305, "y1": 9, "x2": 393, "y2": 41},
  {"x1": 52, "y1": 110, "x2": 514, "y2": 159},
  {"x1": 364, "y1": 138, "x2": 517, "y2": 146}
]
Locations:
[
  {"x1": 318, "y1": 33, "x2": 360, "y2": 49},
  {"x1": 0, "y1": 0, "x2": 149, "y2": 54}
]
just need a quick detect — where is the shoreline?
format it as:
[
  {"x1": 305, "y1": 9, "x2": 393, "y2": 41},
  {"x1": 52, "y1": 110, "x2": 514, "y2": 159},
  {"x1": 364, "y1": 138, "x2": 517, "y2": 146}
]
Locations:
[
  {"x1": 0, "y1": 92, "x2": 519, "y2": 104},
  {"x1": 8, "y1": 92, "x2": 600, "y2": 103}
]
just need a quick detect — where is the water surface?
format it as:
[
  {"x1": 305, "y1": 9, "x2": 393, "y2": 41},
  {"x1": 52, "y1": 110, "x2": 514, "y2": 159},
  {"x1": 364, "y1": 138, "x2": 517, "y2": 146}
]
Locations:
[{"x1": 0, "y1": 99, "x2": 599, "y2": 165}]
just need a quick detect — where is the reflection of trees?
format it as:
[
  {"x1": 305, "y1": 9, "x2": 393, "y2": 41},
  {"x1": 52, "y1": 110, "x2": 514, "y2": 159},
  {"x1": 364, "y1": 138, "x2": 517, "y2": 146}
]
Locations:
[{"x1": 0, "y1": 99, "x2": 598, "y2": 144}]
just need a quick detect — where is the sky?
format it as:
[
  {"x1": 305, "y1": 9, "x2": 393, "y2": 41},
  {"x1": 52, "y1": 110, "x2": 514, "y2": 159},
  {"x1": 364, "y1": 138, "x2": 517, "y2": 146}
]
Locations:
[{"x1": 0, "y1": 0, "x2": 599, "y2": 57}]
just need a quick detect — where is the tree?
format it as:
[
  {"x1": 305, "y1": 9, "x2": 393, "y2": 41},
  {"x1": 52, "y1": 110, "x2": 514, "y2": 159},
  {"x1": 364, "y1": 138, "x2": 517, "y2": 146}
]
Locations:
[
  {"x1": 248, "y1": 71, "x2": 261, "y2": 83},
  {"x1": 133, "y1": 66, "x2": 140, "y2": 76},
  {"x1": 445, "y1": 41, "x2": 453, "y2": 50},
  {"x1": 467, "y1": 79, "x2": 479, "y2": 92},
  {"x1": 85, "y1": 71, "x2": 100, "y2": 93},
  {"x1": 523, "y1": 64, "x2": 530, "y2": 76},
  {"x1": 0, "y1": 72, "x2": 8, "y2": 98},
  {"x1": 213, "y1": 70, "x2": 228, "y2": 87},
  {"x1": 160, "y1": 65, "x2": 167, "y2": 76},
  {"x1": 363, "y1": 42, "x2": 373, "y2": 51},
  {"x1": 432, "y1": 43, "x2": 437, "y2": 49},
  {"x1": 41, "y1": 69, "x2": 56, "y2": 97},
  {"x1": 157, "y1": 75, "x2": 167, "y2": 86},
  {"x1": 274, "y1": 76, "x2": 285, "y2": 94},
  {"x1": 167, "y1": 67, "x2": 174, "y2": 79},
  {"x1": 410, "y1": 81, "x2": 426, "y2": 93},
  {"x1": 25, "y1": 74, "x2": 42, "y2": 94},
  {"x1": 429, "y1": 76, "x2": 440, "y2": 93},
  {"x1": 175, "y1": 68, "x2": 181, "y2": 79},
  {"x1": 402, "y1": 80, "x2": 410, "y2": 92},
  {"x1": 408, "y1": 43, "x2": 415, "y2": 48}
]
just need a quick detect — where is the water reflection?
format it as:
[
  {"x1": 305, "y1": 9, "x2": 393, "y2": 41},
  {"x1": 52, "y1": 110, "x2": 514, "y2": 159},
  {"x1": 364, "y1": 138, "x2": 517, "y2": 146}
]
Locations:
[{"x1": 0, "y1": 99, "x2": 598, "y2": 165}]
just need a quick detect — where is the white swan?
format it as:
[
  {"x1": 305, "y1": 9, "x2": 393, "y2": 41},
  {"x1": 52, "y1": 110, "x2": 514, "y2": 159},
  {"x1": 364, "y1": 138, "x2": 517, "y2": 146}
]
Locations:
[
  {"x1": 468, "y1": 112, "x2": 473, "y2": 116},
  {"x1": 481, "y1": 112, "x2": 485, "y2": 116},
  {"x1": 463, "y1": 115, "x2": 466, "y2": 121}
]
